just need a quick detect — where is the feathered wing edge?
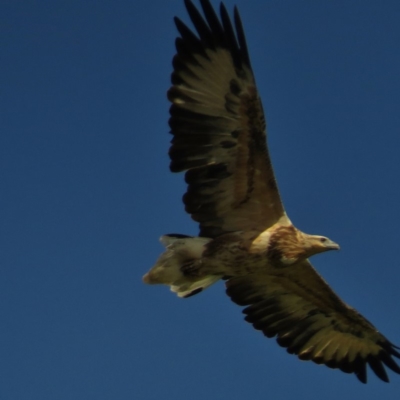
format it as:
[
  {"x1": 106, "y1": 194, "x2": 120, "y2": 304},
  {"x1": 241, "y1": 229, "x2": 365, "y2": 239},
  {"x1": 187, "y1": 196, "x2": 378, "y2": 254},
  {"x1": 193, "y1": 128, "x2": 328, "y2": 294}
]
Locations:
[
  {"x1": 168, "y1": 0, "x2": 287, "y2": 237},
  {"x1": 225, "y1": 265, "x2": 400, "y2": 383}
]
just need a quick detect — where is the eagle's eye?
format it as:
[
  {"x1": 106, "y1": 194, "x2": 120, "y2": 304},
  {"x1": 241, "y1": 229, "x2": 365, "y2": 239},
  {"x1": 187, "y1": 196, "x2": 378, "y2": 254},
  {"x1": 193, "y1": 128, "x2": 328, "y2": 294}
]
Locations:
[{"x1": 320, "y1": 237, "x2": 327, "y2": 243}]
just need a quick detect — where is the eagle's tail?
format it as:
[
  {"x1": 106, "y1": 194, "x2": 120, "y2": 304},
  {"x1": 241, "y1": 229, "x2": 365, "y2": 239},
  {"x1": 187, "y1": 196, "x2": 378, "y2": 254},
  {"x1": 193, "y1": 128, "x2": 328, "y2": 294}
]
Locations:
[{"x1": 143, "y1": 234, "x2": 220, "y2": 298}]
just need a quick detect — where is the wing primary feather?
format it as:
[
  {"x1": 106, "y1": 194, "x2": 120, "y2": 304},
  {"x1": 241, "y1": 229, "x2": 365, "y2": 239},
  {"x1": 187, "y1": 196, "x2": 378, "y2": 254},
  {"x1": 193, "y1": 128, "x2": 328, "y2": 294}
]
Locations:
[
  {"x1": 174, "y1": 17, "x2": 208, "y2": 58},
  {"x1": 344, "y1": 355, "x2": 366, "y2": 378},
  {"x1": 184, "y1": 0, "x2": 215, "y2": 47},
  {"x1": 337, "y1": 357, "x2": 355, "y2": 374},
  {"x1": 233, "y1": 6, "x2": 252, "y2": 70},
  {"x1": 199, "y1": 0, "x2": 226, "y2": 43},
  {"x1": 387, "y1": 342, "x2": 400, "y2": 358},
  {"x1": 368, "y1": 356, "x2": 389, "y2": 382},
  {"x1": 380, "y1": 351, "x2": 400, "y2": 374},
  {"x1": 355, "y1": 363, "x2": 367, "y2": 384},
  {"x1": 392, "y1": 342, "x2": 400, "y2": 350},
  {"x1": 173, "y1": 38, "x2": 203, "y2": 70},
  {"x1": 219, "y1": 3, "x2": 241, "y2": 71}
]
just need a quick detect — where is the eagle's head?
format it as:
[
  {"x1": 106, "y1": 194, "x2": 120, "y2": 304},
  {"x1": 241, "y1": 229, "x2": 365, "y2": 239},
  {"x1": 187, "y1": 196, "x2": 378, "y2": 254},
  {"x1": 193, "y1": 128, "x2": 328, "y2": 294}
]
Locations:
[
  {"x1": 301, "y1": 233, "x2": 340, "y2": 257},
  {"x1": 267, "y1": 226, "x2": 339, "y2": 266}
]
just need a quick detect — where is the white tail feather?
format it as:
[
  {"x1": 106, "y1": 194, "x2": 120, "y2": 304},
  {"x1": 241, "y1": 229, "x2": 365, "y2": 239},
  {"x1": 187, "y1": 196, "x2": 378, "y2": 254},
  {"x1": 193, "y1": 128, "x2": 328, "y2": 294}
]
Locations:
[{"x1": 143, "y1": 235, "x2": 220, "y2": 298}]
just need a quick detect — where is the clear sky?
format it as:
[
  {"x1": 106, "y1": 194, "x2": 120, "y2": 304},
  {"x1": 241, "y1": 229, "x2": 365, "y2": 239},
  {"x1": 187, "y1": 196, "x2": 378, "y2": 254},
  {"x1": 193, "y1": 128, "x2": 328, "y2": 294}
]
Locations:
[{"x1": 2, "y1": 0, "x2": 400, "y2": 398}]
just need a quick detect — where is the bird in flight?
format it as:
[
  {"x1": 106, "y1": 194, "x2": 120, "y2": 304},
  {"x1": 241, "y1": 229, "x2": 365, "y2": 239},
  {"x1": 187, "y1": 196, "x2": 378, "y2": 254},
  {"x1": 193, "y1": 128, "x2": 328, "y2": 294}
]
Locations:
[{"x1": 143, "y1": 0, "x2": 400, "y2": 383}]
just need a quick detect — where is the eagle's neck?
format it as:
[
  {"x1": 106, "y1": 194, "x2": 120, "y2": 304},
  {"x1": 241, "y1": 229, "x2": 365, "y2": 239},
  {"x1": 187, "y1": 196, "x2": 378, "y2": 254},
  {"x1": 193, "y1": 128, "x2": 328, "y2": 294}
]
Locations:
[{"x1": 266, "y1": 225, "x2": 307, "y2": 266}]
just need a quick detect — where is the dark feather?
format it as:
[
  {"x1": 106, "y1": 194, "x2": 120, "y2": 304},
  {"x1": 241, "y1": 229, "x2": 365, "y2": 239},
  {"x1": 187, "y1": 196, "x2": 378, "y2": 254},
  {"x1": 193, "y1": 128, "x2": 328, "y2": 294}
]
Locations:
[
  {"x1": 368, "y1": 357, "x2": 389, "y2": 382},
  {"x1": 355, "y1": 363, "x2": 367, "y2": 384},
  {"x1": 380, "y1": 351, "x2": 400, "y2": 374},
  {"x1": 225, "y1": 270, "x2": 400, "y2": 383},
  {"x1": 168, "y1": 0, "x2": 285, "y2": 237}
]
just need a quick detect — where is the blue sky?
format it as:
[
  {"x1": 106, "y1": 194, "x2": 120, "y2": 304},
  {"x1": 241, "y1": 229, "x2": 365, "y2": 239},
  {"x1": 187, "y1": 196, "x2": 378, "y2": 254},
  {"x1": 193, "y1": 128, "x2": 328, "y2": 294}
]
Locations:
[{"x1": 2, "y1": 0, "x2": 400, "y2": 398}]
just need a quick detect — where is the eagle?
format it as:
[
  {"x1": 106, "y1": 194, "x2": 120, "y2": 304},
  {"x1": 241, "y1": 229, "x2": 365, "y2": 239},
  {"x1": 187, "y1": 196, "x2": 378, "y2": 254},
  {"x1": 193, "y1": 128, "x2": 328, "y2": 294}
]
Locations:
[{"x1": 143, "y1": 0, "x2": 400, "y2": 383}]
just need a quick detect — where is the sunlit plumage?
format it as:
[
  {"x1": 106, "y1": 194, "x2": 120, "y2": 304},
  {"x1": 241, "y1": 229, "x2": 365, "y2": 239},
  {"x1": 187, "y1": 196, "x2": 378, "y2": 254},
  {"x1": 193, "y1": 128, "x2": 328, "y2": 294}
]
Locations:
[{"x1": 143, "y1": 0, "x2": 400, "y2": 383}]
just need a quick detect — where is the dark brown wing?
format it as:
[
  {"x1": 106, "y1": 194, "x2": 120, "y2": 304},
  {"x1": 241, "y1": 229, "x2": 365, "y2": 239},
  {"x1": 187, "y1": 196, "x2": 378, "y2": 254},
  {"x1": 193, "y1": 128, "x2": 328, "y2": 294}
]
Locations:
[
  {"x1": 226, "y1": 260, "x2": 400, "y2": 383},
  {"x1": 168, "y1": 0, "x2": 287, "y2": 238}
]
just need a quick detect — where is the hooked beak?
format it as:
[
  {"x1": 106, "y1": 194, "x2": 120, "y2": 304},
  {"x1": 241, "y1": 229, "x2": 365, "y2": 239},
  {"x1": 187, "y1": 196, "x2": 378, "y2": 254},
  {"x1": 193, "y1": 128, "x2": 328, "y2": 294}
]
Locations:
[{"x1": 325, "y1": 239, "x2": 340, "y2": 251}]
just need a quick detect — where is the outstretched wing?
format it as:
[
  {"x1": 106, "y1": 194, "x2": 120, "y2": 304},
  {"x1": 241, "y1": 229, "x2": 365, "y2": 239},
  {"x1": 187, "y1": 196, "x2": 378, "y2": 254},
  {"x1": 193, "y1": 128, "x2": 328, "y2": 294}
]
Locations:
[
  {"x1": 226, "y1": 260, "x2": 400, "y2": 383},
  {"x1": 168, "y1": 0, "x2": 287, "y2": 238}
]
